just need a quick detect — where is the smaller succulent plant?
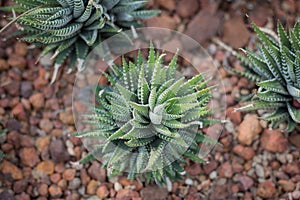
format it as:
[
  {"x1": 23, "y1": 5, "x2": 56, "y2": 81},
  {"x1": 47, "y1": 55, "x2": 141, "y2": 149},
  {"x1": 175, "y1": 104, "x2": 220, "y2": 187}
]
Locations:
[
  {"x1": 0, "y1": 0, "x2": 159, "y2": 82},
  {"x1": 0, "y1": 122, "x2": 7, "y2": 161},
  {"x1": 75, "y1": 44, "x2": 217, "y2": 185},
  {"x1": 232, "y1": 22, "x2": 300, "y2": 132}
]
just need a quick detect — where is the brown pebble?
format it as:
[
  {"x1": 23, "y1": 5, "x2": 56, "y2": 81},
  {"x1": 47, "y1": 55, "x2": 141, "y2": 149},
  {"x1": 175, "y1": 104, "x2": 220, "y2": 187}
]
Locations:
[
  {"x1": 36, "y1": 160, "x2": 55, "y2": 175},
  {"x1": 29, "y1": 93, "x2": 45, "y2": 110},
  {"x1": 20, "y1": 147, "x2": 40, "y2": 167},
  {"x1": 63, "y1": 169, "x2": 76, "y2": 181},
  {"x1": 50, "y1": 173, "x2": 61, "y2": 184},
  {"x1": 37, "y1": 183, "x2": 48, "y2": 196},
  {"x1": 87, "y1": 180, "x2": 98, "y2": 195},
  {"x1": 97, "y1": 185, "x2": 109, "y2": 199},
  {"x1": 257, "y1": 181, "x2": 277, "y2": 199},
  {"x1": 14, "y1": 42, "x2": 28, "y2": 56},
  {"x1": 48, "y1": 185, "x2": 62, "y2": 198},
  {"x1": 8, "y1": 54, "x2": 26, "y2": 69}
]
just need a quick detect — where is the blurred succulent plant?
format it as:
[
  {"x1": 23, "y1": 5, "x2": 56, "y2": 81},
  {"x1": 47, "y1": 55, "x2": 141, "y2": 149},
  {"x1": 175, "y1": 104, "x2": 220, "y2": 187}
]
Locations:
[
  {"x1": 231, "y1": 22, "x2": 300, "y2": 132},
  {"x1": 75, "y1": 44, "x2": 217, "y2": 185},
  {"x1": 0, "y1": 0, "x2": 159, "y2": 83},
  {"x1": 0, "y1": 121, "x2": 7, "y2": 161}
]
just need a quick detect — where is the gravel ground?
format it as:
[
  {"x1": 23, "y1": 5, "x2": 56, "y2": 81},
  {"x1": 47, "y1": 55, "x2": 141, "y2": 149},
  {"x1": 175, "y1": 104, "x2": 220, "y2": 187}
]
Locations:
[{"x1": 0, "y1": 0, "x2": 300, "y2": 199}]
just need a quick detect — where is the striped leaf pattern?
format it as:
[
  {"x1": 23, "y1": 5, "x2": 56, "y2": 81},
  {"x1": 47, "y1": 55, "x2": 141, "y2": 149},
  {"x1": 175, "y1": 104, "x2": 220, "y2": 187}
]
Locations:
[
  {"x1": 235, "y1": 22, "x2": 300, "y2": 131},
  {"x1": 4, "y1": 0, "x2": 160, "y2": 82},
  {"x1": 78, "y1": 45, "x2": 216, "y2": 185}
]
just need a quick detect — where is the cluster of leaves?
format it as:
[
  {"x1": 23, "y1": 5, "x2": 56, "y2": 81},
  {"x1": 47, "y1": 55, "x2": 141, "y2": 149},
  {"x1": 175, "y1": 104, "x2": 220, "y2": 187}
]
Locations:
[
  {"x1": 233, "y1": 22, "x2": 300, "y2": 132},
  {"x1": 1, "y1": 0, "x2": 159, "y2": 82},
  {"x1": 75, "y1": 44, "x2": 216, "y2": 185},
  {"x1": 0, "y1": 121, "x2": 7, "y2": 161}
]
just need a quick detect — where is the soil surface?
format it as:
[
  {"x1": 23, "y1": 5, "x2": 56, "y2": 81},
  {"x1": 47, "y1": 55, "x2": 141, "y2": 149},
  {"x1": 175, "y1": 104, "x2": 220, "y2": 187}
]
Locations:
[{"x1": 0, "y1": 0, "x2": 300, "y2": 200}]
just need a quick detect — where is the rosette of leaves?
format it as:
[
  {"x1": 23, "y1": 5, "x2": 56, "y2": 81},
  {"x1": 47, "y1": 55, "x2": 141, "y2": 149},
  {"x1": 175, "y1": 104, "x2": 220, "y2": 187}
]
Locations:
[
  {"x1": 1, "y1": 0, "x2": 159, "y2": 82},
  {"x1": 232, "y1": 22, "x2": 300, "y2": 132},
  {"x1": 75, "y1": 44, "x2": 216, "y2": 185}
]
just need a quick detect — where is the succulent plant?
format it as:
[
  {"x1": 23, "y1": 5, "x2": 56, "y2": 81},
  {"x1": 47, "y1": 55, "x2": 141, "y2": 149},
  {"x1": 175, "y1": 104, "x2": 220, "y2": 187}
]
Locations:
[
  {"x1": 1, "y1": 0, "x2": 159, "y2": 82},
  {"x1": 0, "y1": 122, "x2": 7, "y2": 161},
  {"x1": 75, "y1": 44, "x2": 217, "y2": 185},
  {"x1": 232, "y1": 22, "x2": 300, "y2": 132}
]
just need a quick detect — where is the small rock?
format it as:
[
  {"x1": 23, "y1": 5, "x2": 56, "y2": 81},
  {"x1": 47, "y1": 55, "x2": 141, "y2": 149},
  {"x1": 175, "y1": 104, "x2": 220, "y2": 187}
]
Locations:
[
  {"x1": 68, "y1": 178, "x2": 81, "y2": 190},
  {"x1": 218, "y1": 162, "x2": 233, "y2": 178},
  {"x1": 59, "y1": 111, "x2": 74, "y2": 125},
  {"x1": 226, "y1": 106, "x2": 242, "y2": 124},
  {"x1": 21, "y1": 81, "x2": 33, "y2": 98},
  {"x1": 20, "y1": 135, "x2": 34, "y2": 147},
  {"x1": 4, "y1": 81, "x2": 20, "y2": 96},
  {"x1": 114, "y1": 182, "x2": 123, "y2": 192},
  {"x1": 0, "y1": 59, "x2": 9, "y2": 70},
  {"x1": 96, "y1": 185, "x2": 109, "y2": 199},
  {"x1": 238, "y1": 114, "x2": 262, "y2": 145},
  {"x1": 50, "y1": 173, "x2": 61, "y2": 184},
  {"x1": 289, "y1": 133, "x2": 300, "y2": 148},
  {"x1": 78, "y1": 186, "x2": 85, "y2": 196},
  {"x1": 177, "y1": 0, "x2": 199, "y2": 18},
  {"x1": 80, "y1": 169, "x2": 91, "y2": 185},
  {"x1": 257, "y1": 181, "x2": 277, "y2": 199},
  {"x1": 278, "y1": 180, "x2": 295, "y2": 192},
  {"x1": 87, "y1": 180, "x2": 98, "y2": 195},
  {"x1": 203, "y1": 160, "x2": 218, "y2": 174},
  {"x1": 14, "y1": 42, "x2": 28, "y2": 56},
  {"x1": 49, "y1": 185, "x2": 62, "y2": 198},
  {"x1": 260, "y1": 130, "x2": 288, "y2": 153},
  {"x1": 20, "y1": 147, "x2": 40, "y2": 167},
  {"x1": 6, "y1": 119, "x2": 21, "y2": 131},
  {"x1": 292, "y1": 191, "x2": 300, "y2": 199},
  {"x1": 88, "y1": 161, "x2": 106, "y2": 182},
  {"x1": 37, "y1": 183, "x2": 48, "y2": 196},
  {"x1": 1, "y1": 160, "x2": 23, "y2": 179},
  {"x1": 186, "y1": 163, "x2": 202, "y2": 176},
  {"x1": 15, "y1": 192, "x2": 30, "y2": 200},
  {"x1": 116, "y1": 189, "x2": 139, "y2": 200},
  {"x1": 248, "y1": 4, "x2": 271, "y2": 26},
  {"x1": 239, "y1": 175, "x2": 254, "y2": 191},
  {"x1": 282, "y1": 162, "x2": 300, "y2": 176},
  {"x1": 8, "y1": 54, "x2": 26, "y2": 69},
  {"x1": 13, "y1": 179, "x2": 28, "y2": 193},
  {"x1": 156, "y1": 0, "x2": 176, "y2": 11},
  {"x1": 255, "y1": 164, "x2": 265, "y2": 178},
  {"x1": 63, "y1": 169, "x2": 76, "y2": 181},
  {"x1": 49, "y1": 140, "x2": 69, "y2": 163},
  {"x1": 35, "y1": 136, "x2": 50, "y2": 153},
  {"x1": 36, "y1": 160, "x2": 55, "y2": 175},
  {"x1": 184, "y1": 5, "x2": 221, "y2": 45},
  {"x1": 233, "y1": 145, "x2": 255, "y2": 160},
  {"x1": 29, "y1": 93, "x2": 45, "y2": 110},
  {"x1": 145, "y1": 14, "x2": 177, "y2": 30},
  {"x1": 12, "y1": 103, "x2": 26, "y2": 120},
  {"x1": 141, "y1": 186, "x2": 168, "y2": 200},
  {"x1": 200, "y1": 179, "x2": 211, "y2": 190},
  {"x1": 209, "y1": 171, "x2": 217, "y2": 179},
  {"x1": 222, "y1": 17, "x2": 251, "y2": 48},
  {"x1": 210, "y1": 185, "x2": 229, "y2": 199},
  {"x1": 0, "y1": 191, "x2": 14, "y2": 200},
  {"x1": 39, "y1": 119, "x2": 53, "y2": 133},
  {"x1": 57, "y1": 179, "x2": 67, "y2": 190},
  {"x1": 185, "y1": 178, "x2": 193, "y2": 185}
]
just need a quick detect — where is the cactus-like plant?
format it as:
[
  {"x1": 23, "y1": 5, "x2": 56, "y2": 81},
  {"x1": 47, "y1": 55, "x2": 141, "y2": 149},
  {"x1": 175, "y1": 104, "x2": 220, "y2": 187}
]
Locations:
[
  {"x1": 1, "y1": 0, "x2": 159, "y2": 82},
  {"x1": 232, "y1": 22, "x2": 300, "y2": 132},
  {"x1": 0, "y1": 122, "x2": 7, "y2": 161},
  {"x1": 75, "y1": 44, "x2": 217, "y2": 185}
]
